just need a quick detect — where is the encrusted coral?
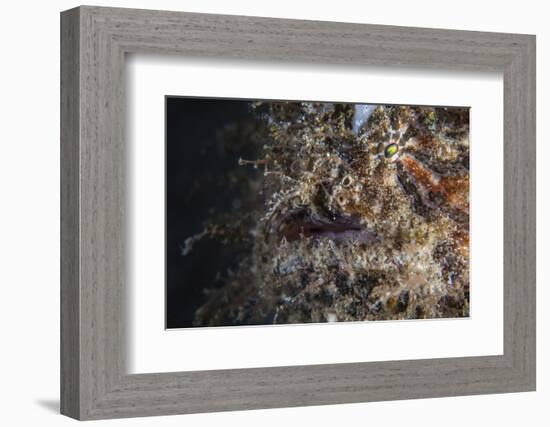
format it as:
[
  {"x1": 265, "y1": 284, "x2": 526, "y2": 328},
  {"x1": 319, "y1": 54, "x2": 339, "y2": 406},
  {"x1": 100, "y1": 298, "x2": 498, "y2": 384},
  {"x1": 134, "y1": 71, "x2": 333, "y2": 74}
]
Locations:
[{"x1": 187, "y1": 102, "x2": 470, "y2": 326}]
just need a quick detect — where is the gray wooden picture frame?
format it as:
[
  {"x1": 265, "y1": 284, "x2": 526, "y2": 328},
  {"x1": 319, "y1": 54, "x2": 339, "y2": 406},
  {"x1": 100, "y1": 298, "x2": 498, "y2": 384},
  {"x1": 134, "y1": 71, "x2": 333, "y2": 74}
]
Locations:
[{"x1": 60, "y1": 5, "x2": 536, "y2": 420}]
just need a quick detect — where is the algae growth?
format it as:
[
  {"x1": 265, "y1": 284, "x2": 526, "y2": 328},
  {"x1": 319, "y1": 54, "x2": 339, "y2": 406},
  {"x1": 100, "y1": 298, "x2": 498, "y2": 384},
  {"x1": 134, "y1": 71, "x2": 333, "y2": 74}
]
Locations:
[{"x1": 166, "y1": 99, "x2": 469, "y2": 328}]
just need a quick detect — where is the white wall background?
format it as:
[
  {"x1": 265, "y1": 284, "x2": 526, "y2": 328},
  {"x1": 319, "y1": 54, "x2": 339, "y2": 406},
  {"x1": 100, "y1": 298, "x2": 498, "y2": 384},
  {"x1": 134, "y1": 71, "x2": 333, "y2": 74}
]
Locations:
[{"x1": 0, "y1": 0, "x2": 546, "y2": 425}]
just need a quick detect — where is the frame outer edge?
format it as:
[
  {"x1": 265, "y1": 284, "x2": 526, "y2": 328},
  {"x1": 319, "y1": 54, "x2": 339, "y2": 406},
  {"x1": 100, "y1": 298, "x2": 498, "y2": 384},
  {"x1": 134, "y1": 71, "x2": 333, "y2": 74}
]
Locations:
[
  {"x1": 60, "y1": 6, "x2": 82, "y2": 420},
  {"x1": 502, "y1": 34, "x2": 536, "y2": 390},
  {"x1": 528, "y1": 35, "x2": 536, "y2": 390},
  {"x1": 519, "y1": 34, "x2": 536, "y2": 389}
]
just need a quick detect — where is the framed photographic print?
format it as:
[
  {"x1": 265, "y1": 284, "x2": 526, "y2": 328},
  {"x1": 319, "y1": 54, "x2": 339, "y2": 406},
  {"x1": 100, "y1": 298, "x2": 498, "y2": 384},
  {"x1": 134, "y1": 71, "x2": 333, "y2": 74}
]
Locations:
[{"x1": 61, "y1": 5, "x2": 536, "y2": 420}]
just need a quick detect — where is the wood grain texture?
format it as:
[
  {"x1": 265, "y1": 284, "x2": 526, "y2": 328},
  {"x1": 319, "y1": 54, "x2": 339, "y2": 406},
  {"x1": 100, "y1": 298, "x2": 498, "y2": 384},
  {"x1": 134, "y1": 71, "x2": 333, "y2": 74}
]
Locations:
[
  {"x1": 60, "y1": 5, "x2": 536, "y2": 420},
  {"x1": 60, "y1": 7, "x2": 80, "y2": 419}
]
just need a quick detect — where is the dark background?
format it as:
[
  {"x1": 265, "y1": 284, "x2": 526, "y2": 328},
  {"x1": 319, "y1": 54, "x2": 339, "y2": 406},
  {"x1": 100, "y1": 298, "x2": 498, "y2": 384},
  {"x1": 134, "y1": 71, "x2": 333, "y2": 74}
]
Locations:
[{"x1": 165, "y1": 97, "x2": 259, "y2": 328}]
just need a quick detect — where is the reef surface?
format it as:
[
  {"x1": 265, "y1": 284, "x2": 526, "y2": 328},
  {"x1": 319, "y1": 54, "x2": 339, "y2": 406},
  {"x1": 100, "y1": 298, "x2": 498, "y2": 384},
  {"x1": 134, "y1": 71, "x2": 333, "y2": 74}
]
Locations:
[{"x1": 176, "y1": 101, "x2": 470, "y2": 327}]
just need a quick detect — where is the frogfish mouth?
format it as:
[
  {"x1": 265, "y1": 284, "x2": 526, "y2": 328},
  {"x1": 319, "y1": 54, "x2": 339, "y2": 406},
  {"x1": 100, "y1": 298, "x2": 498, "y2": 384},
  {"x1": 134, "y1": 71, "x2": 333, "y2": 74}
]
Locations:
[{"x1": 272, "y1": 210, "x2": 378, "y2": 244}]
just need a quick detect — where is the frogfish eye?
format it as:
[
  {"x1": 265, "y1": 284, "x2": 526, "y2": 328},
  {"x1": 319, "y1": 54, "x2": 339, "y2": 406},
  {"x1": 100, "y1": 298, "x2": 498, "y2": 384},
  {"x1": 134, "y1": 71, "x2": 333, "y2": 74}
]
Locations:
[{"x1": 384, "y1": 143, "x2": 398, "y2": 158}]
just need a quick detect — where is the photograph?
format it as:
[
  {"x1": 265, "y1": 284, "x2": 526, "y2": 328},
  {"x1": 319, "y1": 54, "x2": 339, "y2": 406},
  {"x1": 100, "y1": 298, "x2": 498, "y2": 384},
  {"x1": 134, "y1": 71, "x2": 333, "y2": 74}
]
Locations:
[{"x1": 166, "y1": 98, "x2": 470, "y2": 328}]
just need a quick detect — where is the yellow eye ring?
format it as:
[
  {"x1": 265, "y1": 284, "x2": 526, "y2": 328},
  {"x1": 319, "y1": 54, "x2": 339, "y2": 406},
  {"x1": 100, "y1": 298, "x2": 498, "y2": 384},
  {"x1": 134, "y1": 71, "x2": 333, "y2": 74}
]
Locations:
[{"x1": 384, "y1": 143, "x2": 398, "y2": 158}]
